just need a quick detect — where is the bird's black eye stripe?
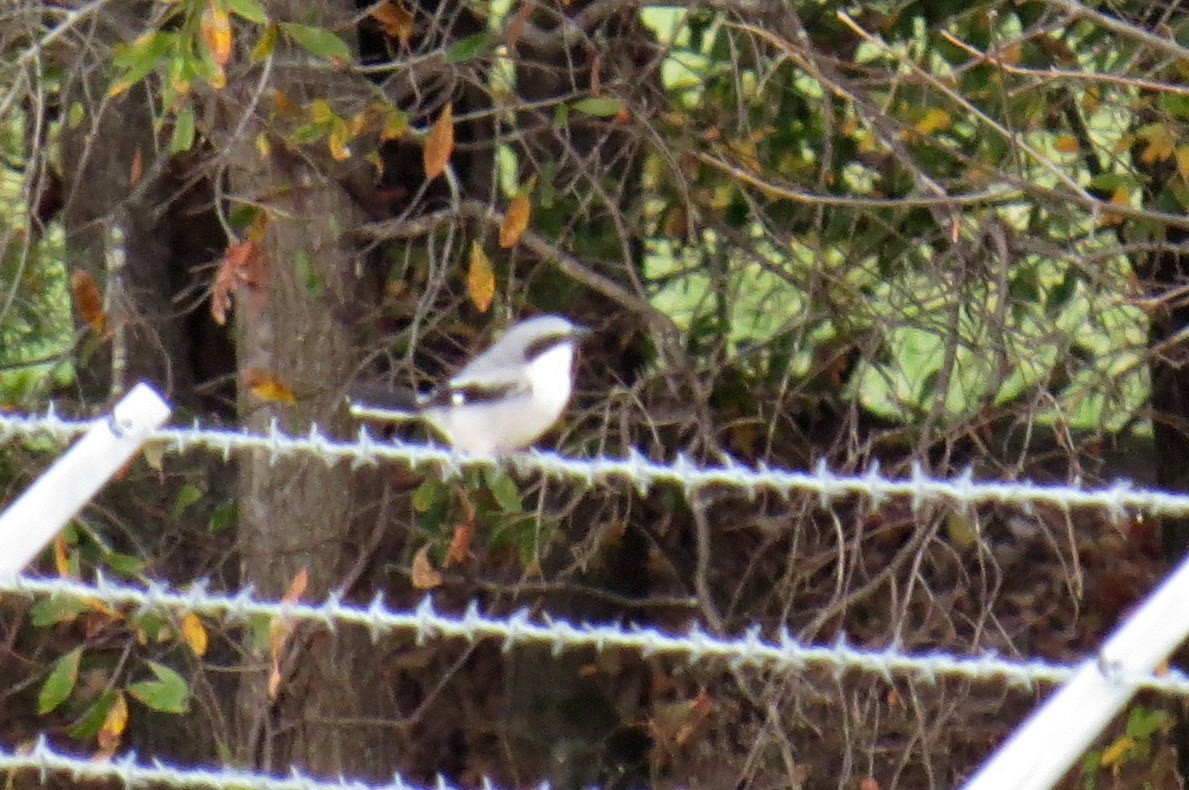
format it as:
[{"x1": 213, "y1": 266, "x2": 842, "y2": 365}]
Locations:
[
  {"x1": 422, "y1": 380, "x2": 521, "y2": 408},
  {"x1": 524, "y1": 332, "x2": 572, "y2": 362}
]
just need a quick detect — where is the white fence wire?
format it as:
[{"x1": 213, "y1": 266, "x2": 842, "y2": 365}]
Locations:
[
  {"x1": 10, "y1": 574, "x2": 1187, "y2": 695},
  {"x1": 3, "y1": 399, "x2": 1189, "y2": 790},
  {"x1": 0, "y1": 408, "x2": 1184, "y2": 517},
  {"x1": 0, "y1": 737, "x2": 475, "y2": 790}
]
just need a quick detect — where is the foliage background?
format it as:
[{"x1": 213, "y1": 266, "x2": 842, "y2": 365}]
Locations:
[{"x1": 1, "y1": 0, "x2": 1188, "y2": 787}]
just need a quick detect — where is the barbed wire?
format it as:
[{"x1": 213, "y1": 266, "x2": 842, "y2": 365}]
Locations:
[
  {"x1": 6, "y1": 574, "x2": 1189, "y2": 697},
  {"x1": 0, "y1": 737, "x2": 495, "y2": 790},
  {"x1": 0, "y1": 408, "x2": 1178, "y2": 517}
]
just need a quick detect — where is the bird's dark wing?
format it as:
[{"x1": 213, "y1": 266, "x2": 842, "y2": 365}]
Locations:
[{"x1": 418, "y1": 376, "x2": 527, "y2": 409}]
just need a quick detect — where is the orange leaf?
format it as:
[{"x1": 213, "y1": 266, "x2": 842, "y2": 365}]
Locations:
[
  {"x1": 1053, "y1": 135, "x2": 1079, "y2": 153},
  {"x1": 70, "y1": 270, "x2": 107, "y2": 334},
  {"x1": 181, "y1": 613, "x2": 208, "y2": 657},
  {"x1": 411, "y1": 544, "x2": 443, "y2": 589},
  {"x1": 444, "y1": 521, "x2": 474, "y2": 567},
  {"x1": 202, "y1": 3, "x2": 233, "y2": 67},
  {"x1": 210, "y1": 237, "x2": 267, "y2": 324},
  {"x1": 466, "y1": 241, "x2": 495, "y2": 313},
  {"x1": 499, "y1": 193, "x2": 531, "y2": 248},
  {"x1": 245, "y1": 369, "x2": 297, "y2": 405},
  {"x1": 371, "y1": 1, "x2": 414, "y2": 47},
  {"x1": 423, "y1": 103, "x2": 454, "y2": 180},
  {"x1": 97, "y1": 693, "x2": 128, "y2": 754},
  {"x1": 282, "y1": 568, "x2": 309, "y2": 605},
  {"x1": 129, "y1": 148, "x2": 144, "y2": 186},
  {"x1": 268, "y1": 658, "x2": 283, "y2": 699}
]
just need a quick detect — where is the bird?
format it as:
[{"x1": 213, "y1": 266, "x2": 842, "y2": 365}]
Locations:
[{"x1": 349, "y1": 314, "x2": 587, "y2": 455}]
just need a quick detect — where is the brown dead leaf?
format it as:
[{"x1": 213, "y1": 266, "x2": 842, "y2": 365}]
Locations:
[
  {"x1": 504, "y1": 0, "x2": 535, "y2": 50},
  {"x1": 444, "y1": 521, "x2": 474, "y2": 567},
  {"x1": 466, "y1": 241, "x2": 495, "y2": 313},
  {"x1": 499, "y1": 193, "x2": 531, "y2": 248},
  {"x1": 210, "y1": 238, "x2": 267, "y2": 324},
  {"x1": 267, "y1": 569, "x2": 307, "y2": 699},
  {"x1": 371, "y1": 1, "x2": 414, "y2": 47},
  {"x1": 423, "y1": 103, "x2": 454, "y2": 180},
  {"x1": 411, "y1": 544, "x2": 443, "y2": 589},
  {"x1": 70, "y1": 270, "x2": 107, "y2": 334}
]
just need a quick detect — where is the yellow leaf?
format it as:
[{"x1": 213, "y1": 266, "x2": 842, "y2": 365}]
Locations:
[
  {"x1": 499, "y1": 193, "x2": 531, "y2": 248},
  {"x1": 97, "y1": 693, "x2": 128, "y2": 753},
  {"x1": 423, "y1": 103, "x2": 454, "y2": 180},
  {"x1": 945, "y1": 512, "x2": 979, "y2": 551},
  {"x1": 411, "y1": 544, "x2": 443, "y2": 589},
  {"x1": 181, "y1": 613, "x2": 208, "y2": 657},
  {"x1": 246, "y1": 370, "x2": 297, "y2": 405},
  {"x1": 1099, "y1": 735, "x2": 1135, "y2": 771},
  {"x1": 1138, "y1": 123, "x2": 1175, "y2": 165},
  {"x1": 252, "y1": 23, "x2": 277, "y2": 62},
  {"x1": 467, "y1": 241, "x2": 495, "y2": 313},
  {"x1": 308, "y1": 98, "x2": 334, "y2": 125},
  {"x1": 1177, "y1": 146, "x2": 1189, "y2": 181},
  {"x1": 328, "y1": 118, "x2": 352, "y2": 160},
  {"x1": 202, "y1": 3, "x2": 233, "y2": 67},
  {"x1": 142, "y1": 441, "x2": 166, "y2": 471},
  {"x1": 914, "y1": 107, "x2": 952, "y2": 135},
  {"x1": 53, "y1": 533, "x2": 71, "y2": 578},
  {"x1": 1053, "y1": 135, "x2": 1079, "y2": 154},
  {"x1": 381, "y1": 107, "x2": 408, "y2": 140}
]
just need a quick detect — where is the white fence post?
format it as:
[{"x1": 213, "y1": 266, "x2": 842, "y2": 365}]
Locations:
[
  {"x1": 962, "y1": 550, "x2": 1189, "y2": 789},
  {"x1": 0, "y1": 383, "x2": 171, "y2": 583}
]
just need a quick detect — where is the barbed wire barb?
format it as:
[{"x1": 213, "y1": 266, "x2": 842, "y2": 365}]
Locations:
[
  {"x1": 2, "y1": 411, "x2": 1187, "y2": 516},
  {"x1": 5, "y1": 574, "x2": 1189, "y2": 698}
]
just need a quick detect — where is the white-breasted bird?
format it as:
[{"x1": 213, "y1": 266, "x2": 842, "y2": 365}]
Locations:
[{"x1": 350, "y1": 314, "x2": 587, "y2": 455}]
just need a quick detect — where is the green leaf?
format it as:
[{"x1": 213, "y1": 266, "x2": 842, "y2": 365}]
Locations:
[
  {"x1": 29, "y1": 595, "x2": 90, "y2": 627},
  {"x1": 280, "y1": 23, "x2": 351, "y2": 63},
  {"x1": 294, "y1": 249, "x2": 321, "y2": 292},
  {"x1": 226, "y1": 0, "x2": 268, "y2": 23},
  {"x1": 39, "y1": 647, "x2": 82, "y2": 714},
  {"x1": 67, "y1": 690, "x2": 119, "y2": 739},
  {"x1": 445, "y1": 32, "x2": 491, "y2": 64},
  {"x1": 411, "y1": 479, "x2": 441, "y2": 513},
  {"x1": 104, "y1": 551, "x2": 148, "y2": 577},
  {"x1": 571, "y1": 97, "x2": 625, "y2": 117},
  {"x1": 173, "y1": 482, "x2": 203, "y2": 518},
  {"x1": 170, "y1": 105, "x2": 196, "y2": 153},
  {"x1": 483, "y1": 468, "x2": 522, "y2": 513},
  {"x1": 1125, "y1": 706, "x2": 1169, "y2": 740},
  {"x1": 127, "y1": 661, "x2": 190, "y2": 714},
  {"x1": 110, "y1": 31, "x2": 175, "y2": 95},
  {"x1": 228, "y1": 204, "x2": 260, "y2": 231},
  {"x1": 208, "y1": 501, "x2": 236, "y2": 533},
  {"x1": 1045, "y1": 270, "x2": 1078, "y2": 313}
]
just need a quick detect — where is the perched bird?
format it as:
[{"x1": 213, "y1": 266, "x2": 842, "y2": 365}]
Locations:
[{"x1": 350, "y1": 314, "x2": 587, "y2": 455}]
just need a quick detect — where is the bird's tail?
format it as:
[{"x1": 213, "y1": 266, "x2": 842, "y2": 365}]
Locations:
[{"x1": 347, "y1": 381, "x2": 421, "y2": 423}]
